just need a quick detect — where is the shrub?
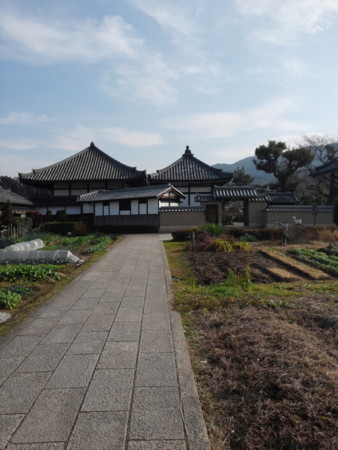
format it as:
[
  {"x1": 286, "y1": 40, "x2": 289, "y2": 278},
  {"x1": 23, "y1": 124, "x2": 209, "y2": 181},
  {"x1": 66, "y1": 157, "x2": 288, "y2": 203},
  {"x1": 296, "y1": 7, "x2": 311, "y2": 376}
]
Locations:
[
  {"x1": 195, "y1": 231, "x2": 215, "y2": 251},
  {"x1": 211, "y1": 238, "x2": 233, "y2": 252},
  {"x1": 232, "y1": 241, "x2": 251, "y2": 251},
  {"x1": 197, "y1": 223, "x2": 225, "y2": 236},
  {"x1": 239, "y1": 233, "x2": 257, "y2": 242},
  {"x1": 171, "y1": 228, "x2": 197, "y2": 241},
  {"x1": 73, "y1": 221, "x2": 87, "y2": 236},
  {"x1": 39, "y1": 221, "x2": 88, "y2": 236},
  {"x1": 0, "y1": 289, "x2": 22, "y2": 309}
]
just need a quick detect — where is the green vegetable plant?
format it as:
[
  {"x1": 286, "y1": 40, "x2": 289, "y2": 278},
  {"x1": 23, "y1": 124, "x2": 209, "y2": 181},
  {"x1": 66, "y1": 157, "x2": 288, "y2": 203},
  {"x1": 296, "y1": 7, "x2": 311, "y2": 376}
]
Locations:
[
  {"x1": 0, "y1": 289, "x2": 22, "y2": 309},
  {"x1": 0, "y1": 265, "x2": 60, "y2": 282}
]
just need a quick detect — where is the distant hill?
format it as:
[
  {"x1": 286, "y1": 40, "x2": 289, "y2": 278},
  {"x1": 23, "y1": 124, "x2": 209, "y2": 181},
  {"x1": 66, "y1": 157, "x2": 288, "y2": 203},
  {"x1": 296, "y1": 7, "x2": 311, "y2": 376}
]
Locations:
[
  {"x1": 213, "y1": 143, "x2": 338, "y2": 185},
  {"x1": 213, "y1": 157, "x2": 275, "y2": 185}
]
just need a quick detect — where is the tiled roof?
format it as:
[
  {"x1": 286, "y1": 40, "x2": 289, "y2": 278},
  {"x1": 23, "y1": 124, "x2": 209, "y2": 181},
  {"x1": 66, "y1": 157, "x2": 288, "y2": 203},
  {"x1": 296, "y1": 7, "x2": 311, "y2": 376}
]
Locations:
[
  {"x1": 194, "y1": 194, "x2": 214, "y2": 202},
  {"x1": 212, "y1": 186, "x2": 258, "y2": 199},
  {"x1": 19, "y1": 142, "x2": 146, "y2": 185},
  {"x1": 312, "y1": 157, "x2": 338, "y2": 176},
  {"x1": 265, "y1": 205, "x2": 333, "y2": 212},
  {"x1": 0, "y1": 187, "x2": 34, "y2": 206},
  {"x1": 249, "y1": 192, "x2": 298, "y2": 204},
  {"x1": 77, "y1": 184, "x2": 185, "y2": 202},
  {"x1": 160, "y1": 207, "x2": 204, "y2": 212},
  {"x1": 150, "y1": 146, "x2": 232, "y2": 184}
]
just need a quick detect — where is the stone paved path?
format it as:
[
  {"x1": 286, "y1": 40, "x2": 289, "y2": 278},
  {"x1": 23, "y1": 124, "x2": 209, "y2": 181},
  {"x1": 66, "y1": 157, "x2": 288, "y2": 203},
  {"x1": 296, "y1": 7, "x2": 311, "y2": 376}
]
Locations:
[{"x1": 0, "y1": 234, "x2": 210, "y2": 449}]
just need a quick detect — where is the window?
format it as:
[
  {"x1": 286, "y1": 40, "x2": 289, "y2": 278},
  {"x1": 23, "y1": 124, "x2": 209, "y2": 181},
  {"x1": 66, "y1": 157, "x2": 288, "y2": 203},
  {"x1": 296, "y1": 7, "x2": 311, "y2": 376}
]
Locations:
[{"x1": 119, "y1": 199, "x2": 131, "y2": 211}]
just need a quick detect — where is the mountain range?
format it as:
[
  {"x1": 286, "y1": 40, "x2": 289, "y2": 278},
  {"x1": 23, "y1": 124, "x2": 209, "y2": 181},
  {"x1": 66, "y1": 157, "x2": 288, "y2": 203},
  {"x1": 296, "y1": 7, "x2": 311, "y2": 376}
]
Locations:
[{"x1": 213, "y1": 157, "x2": 275, "y2": 185}]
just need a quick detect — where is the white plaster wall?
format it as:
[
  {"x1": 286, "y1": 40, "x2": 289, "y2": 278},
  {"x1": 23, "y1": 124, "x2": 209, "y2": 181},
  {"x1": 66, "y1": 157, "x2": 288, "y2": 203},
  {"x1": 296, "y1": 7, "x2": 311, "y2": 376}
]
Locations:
[
  {"x1": 139, "y1": 203, "x2": 147, "y2": 214},
  {"x1": 110, "y1": 202, "x2": 119, "y2": 215},
  {"x1": 131, "y1": 200, "x2": 138, "y2": 215},
  {"x1": 96, "y1": 203, "x2": 103, "y2": 216},
  {"x1": 83, "y1": 203, "x2": 94, "y2": 214},
  {"x1": 148, "y1": 199, "x2": 158, "y2": 214},
  {"x1": 103, "y1": 205, "x2": 109, "y2": 216},
  {"x1": 66, "y1": 206, "x2": 81, "y2": 215}
]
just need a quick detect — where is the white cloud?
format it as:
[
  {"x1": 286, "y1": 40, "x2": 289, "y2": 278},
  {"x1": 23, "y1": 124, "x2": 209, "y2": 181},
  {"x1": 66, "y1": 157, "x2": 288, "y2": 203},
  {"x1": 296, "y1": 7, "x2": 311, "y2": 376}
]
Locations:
[
  {"x1": 102, "y1": 53, "x2": 179, "y2": 106},
  {"x1": 235, "y1": 0, "x2": 338, "y2": 44},
  {"x1": 0, "y1": 112, "x2": 49, "y2": 125},
  {"x1": 101, "y1": 127, "x2": 165, "y2": 146},
  {"x1": 0, "y1": 139, "x2": 39, "y2": 151},
  {"x1": 0, "y1": 11, "x2": 142, "y2": 63},
  {"x1": 52, "y1": 123, "x2": 164, "y2": 151},
  {"x1": 128, "y1": 0, "x2": 203, "y2": 37},
  {"x1": 167, "y1": 98, "x2": 305, "y2": 138}
]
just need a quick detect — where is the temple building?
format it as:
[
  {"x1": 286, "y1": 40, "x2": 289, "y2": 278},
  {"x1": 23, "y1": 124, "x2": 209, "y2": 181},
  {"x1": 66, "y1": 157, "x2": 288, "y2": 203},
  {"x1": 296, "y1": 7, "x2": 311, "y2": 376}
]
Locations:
[
  {"x1": 149, "y1": 146, "x2": 232, "y2": 207},
  {"x1": 19, "y1": 142, "x2": 146, "y2": 216}
]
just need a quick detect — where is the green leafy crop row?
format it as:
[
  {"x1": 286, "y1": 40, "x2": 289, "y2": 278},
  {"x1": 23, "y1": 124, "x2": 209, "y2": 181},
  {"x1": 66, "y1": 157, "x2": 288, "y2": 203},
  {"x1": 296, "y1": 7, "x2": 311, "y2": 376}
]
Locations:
[
  {"x1": 288, "y1": 248, "x2": 338, "y2": 277},
  {"x1": 0, "y1": 265, "x2": 60, "y2": 282}
]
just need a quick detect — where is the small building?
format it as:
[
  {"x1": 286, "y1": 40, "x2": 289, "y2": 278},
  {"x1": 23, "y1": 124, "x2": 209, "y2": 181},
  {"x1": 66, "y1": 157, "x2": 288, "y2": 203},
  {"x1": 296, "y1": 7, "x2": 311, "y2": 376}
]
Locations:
[
  {"x1": 149, "y1": 146, "x2": 232, "y2": 209},
  {"x1": 19, "y1": 142, "x2": 147, "y2": 217},
  {"x1": 0, "y1": 187, "x2": 34, "y2": 216},
  {"x1": 77, "y1": 184, "x2": 186, "y2": 230}
]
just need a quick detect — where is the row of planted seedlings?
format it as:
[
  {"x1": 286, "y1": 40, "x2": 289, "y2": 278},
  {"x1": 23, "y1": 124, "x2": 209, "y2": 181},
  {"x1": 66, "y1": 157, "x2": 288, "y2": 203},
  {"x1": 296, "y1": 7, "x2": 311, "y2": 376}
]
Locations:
[
  {"x1": 0, "y1": 232, "x2": 115, "y2": 310},
  {"x1": 288, "y1": 244, "x2": 338, "y2": 278}
]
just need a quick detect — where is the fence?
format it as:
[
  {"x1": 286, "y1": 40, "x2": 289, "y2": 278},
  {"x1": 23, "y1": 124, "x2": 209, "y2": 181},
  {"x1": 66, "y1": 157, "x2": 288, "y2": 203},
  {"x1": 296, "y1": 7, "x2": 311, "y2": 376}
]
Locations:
[{"x1": 0, "y1": 222, "x2": 32, "y2": 240}]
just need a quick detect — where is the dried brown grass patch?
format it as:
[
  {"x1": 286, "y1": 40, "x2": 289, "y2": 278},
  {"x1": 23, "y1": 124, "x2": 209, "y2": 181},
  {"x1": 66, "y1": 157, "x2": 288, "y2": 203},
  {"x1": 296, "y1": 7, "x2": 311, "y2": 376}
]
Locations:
[{"x1": 190, "y1": 301, "x2": 338, "y2": 449}]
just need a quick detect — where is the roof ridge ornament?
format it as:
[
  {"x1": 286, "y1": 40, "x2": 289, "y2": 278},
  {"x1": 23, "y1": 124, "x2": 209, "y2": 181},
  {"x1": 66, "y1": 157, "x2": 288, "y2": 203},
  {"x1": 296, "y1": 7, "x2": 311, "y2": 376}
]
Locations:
[{"x1": 184, "y1": 145, "x2": 193, "y2": 156}]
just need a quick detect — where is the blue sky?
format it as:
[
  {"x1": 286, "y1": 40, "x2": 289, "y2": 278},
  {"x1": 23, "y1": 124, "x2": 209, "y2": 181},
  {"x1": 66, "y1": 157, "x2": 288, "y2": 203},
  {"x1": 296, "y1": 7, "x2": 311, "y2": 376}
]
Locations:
[{"x1": 1, "y1": 0, "x2": 338, "y2": 177}]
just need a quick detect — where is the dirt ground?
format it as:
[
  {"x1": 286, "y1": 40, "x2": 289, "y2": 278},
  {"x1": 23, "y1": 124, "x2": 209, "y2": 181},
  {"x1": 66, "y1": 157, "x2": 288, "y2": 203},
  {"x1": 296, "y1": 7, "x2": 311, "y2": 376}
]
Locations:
[
  {"x1": 191, "y1": 298, "x2": 338, "y2": 449},
  {"x1": 187, "y1": 247, "x2": 332, "y2": 285},
  {"x1": 188, "y1": 250, "x2": 276, "y2": 284},
  {"x1": 165, "y1": 240, "x2": 338, "y2": 449}
]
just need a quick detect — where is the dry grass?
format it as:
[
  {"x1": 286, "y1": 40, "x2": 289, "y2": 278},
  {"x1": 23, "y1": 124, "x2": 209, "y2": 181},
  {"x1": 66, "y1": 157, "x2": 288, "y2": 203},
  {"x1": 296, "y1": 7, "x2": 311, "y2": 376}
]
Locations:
[
  {"x1": 189, "y1": 301, "x2": 338, "y2": 449},
  {"x1": 165, "y1": 241, "x2": 338, "y2": 449}
]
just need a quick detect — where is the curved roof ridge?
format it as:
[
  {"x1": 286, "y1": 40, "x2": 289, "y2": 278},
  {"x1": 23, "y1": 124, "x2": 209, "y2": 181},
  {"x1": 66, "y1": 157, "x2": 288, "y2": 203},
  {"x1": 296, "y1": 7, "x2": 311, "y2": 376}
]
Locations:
[
  {"x1": 19, "y1": 142, "x2": 146, "y2": 183},
  {"x1": 151, "y1": 146, "x2": 231, "y2": 182}
]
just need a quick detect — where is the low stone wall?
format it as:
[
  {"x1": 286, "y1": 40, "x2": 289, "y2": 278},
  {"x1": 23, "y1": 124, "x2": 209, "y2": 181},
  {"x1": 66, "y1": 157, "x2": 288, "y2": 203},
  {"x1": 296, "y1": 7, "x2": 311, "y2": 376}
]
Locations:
[
  {"x1": 160, "y1": 208, "x2": 205, "y2": 232},
  {"x1": 264, "y1": 207, "x2": 334, "y2": 228}
]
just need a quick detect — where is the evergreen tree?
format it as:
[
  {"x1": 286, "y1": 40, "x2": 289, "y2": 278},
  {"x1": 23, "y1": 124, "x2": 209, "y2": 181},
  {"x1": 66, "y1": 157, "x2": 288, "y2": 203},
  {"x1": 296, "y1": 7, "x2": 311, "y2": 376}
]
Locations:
[
  {"x1": 1, "y1": 201, "x2": 14, "y2": 225},
  {"x1": 231, "y1": 166, "x2": 254, "y2": 186},
  {"x1": 254, "y1": 140, "x2": 314, "y2": 191}
]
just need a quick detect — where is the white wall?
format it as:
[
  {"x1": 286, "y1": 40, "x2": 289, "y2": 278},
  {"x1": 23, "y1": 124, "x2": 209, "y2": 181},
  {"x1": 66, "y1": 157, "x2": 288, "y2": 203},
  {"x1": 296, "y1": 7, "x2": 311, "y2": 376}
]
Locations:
[
  {"x1": 110, "y1": 202, "x2": 119, "y2": 215},
  {"x1": 139, "y1": 203, "x2": 147, "y2": 214},
  {"x1": 66, "y1": 206, "x2": 81, "y2": 215},
  {"x1": 95, "y1": 203, "x2": 103, "y2": 216},
  {"x1": 148, "y1": 199, "x2": 158, "y2": 214},
  {"x1": 83, "y1": 203, "x2": 94, "y2": 214},
  {"x1": 131, "y1": 200, "x2": 138, "y2": 215}
]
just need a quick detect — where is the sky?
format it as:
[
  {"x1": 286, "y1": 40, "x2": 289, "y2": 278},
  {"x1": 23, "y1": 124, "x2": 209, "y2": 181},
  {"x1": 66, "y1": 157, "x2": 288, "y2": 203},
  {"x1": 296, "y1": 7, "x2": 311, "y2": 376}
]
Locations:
[{"x1": 1, "y1": 0, "x2": 338, "y2": 177}]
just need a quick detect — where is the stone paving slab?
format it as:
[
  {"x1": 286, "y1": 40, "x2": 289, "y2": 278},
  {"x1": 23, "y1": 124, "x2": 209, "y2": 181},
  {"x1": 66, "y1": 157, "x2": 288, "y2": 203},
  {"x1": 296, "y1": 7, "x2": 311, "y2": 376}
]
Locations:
[
  {"x1": 0, "y1": 372, "x2": 50, "y2": 414},
  {"x1": 11, "y1": 388, "x2": 85, "y2": 443},
  {"x1": 0, "y1": 234, "x2": 210, "y2": 449},
  {"x1": 81, "y1": 368, "x2": 134, "y2": 412},
  {"x1": 128, "y1": 441, "x2": 186, "y2": 450},
  {"x1": 67, "y1": 411, "x2": 128, "y2": 450}
]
